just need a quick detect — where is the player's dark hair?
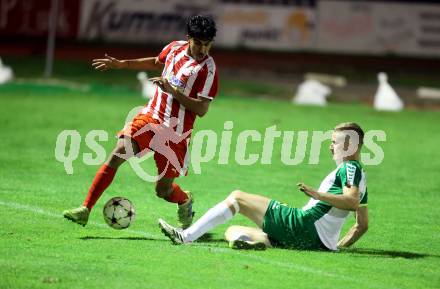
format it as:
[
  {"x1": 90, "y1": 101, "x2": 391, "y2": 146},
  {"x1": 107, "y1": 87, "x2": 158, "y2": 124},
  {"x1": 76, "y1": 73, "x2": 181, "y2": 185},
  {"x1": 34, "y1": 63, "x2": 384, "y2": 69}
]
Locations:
[
  {"x1": 334, "y1": 122, "x2": 364, "y2": 146},
  {"x1": 187, "y1": 15, "x2": 217, "y2": 41}
]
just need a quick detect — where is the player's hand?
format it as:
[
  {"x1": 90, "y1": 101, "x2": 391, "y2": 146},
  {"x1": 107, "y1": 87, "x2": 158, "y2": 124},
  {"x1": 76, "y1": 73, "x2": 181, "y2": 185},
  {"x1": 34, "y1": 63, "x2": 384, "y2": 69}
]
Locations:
[
  {"x1": 149, "y1": 77, "x2": 175, "y2": 94},
  {"x1": 297, "y1": 182, "x2": 319, "y2": 199},
  {"x1": 92, "y1": 54, "x2": 124, "y2": 71}
]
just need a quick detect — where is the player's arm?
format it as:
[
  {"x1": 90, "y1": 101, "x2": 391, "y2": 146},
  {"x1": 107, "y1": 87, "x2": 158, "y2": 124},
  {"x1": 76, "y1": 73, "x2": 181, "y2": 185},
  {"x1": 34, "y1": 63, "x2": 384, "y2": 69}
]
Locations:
[
  {"x1": 92, "y1": 54, "x2": 164, "y2": 71},
  {"x1": 171, "y1": 89, "x2": 211, "y2": 117},
  {"x1": 338, "y1": 206, "x2": 369, "y2": 248},
  {"x1": 150, "y1": 77, "x2": 211, "y2": 117},
  {"x1": 297, "y1": 183, "x2": 360, "y2": 211}
]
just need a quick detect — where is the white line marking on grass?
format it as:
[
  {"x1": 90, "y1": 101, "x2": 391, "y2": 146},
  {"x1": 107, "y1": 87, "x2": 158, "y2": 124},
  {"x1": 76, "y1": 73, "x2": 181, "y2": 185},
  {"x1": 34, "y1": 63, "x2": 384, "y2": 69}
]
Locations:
[
  {"x1": 0, "y1": 200, "x2": 61, "y2": 218},
  {"x1": 0, "y1": 199, "x2": 392, "y2": 289},
  {"x1": 14, "y1": 78, "x2": 91, "y2": 92},
  {"x1": 0, "y1": 200, "x2": 159, "y2": 240}
]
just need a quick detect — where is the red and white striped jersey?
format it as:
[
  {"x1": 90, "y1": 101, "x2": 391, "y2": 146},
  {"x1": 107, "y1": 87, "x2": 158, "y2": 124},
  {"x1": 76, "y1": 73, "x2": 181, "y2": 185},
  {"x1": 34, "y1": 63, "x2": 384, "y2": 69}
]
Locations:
[{"x1": 142, "y1": 41, "x2": 219, "y2": 138}]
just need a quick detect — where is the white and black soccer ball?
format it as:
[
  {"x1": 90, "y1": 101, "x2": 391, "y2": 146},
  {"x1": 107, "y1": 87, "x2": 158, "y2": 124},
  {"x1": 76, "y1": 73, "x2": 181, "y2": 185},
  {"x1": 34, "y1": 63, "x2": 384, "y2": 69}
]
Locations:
[{"x1": 103, "y1": 197, "x2": 136, "y2": 230}]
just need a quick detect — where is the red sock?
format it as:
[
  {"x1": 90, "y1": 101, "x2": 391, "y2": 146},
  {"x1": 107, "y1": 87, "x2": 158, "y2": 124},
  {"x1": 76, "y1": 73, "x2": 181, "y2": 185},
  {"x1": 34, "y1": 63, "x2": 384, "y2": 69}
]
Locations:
[
  {"x1": 165, "y1": 183, "x2": 189, "y2": 205},
  {"x1": 83, "y1": 164, "x2": 116, "y2": 210}
]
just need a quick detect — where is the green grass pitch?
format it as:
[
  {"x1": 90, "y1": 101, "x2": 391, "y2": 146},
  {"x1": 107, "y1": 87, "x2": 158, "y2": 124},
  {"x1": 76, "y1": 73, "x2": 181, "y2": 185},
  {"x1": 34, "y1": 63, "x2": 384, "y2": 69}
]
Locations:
[{"x1": 0, "y1": 57, "x2": 439, "y2": 289}]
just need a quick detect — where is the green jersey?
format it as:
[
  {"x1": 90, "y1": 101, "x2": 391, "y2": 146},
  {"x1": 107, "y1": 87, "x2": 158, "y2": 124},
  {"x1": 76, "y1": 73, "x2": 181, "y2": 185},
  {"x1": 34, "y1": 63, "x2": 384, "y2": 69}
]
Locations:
[{"x1": 301, "y1": 160, "x2": 368, "y2": 250}]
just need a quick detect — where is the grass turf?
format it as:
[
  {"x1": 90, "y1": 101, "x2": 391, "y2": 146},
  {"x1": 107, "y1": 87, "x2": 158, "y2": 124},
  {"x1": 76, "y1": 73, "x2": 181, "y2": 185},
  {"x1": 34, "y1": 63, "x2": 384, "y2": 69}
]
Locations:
[{"x1": 0, "y1": 58, "x2": 440, "y2": 289}]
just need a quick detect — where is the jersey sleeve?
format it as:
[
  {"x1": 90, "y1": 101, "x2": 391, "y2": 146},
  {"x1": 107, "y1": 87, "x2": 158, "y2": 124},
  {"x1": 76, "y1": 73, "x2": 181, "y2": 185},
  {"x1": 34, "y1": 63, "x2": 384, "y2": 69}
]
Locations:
[
  {"x1": 339, "y1": 161, "x2": 362, "y2": 188},
  {"x1": 360, "y1": 189, "x2": 368, "y2": 206},
  {"x1": 157, "y1": 41, "x2": 176, "y2": 64},
  {"x1": 196, "y1": 60, "x2": 218, "y2": 101}
]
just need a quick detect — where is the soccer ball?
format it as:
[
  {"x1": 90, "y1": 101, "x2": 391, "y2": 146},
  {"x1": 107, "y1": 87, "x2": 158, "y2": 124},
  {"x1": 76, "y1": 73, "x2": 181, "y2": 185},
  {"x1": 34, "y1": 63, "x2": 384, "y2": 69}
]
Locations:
[{"x1": 103, "y1": 197, "x2": 136, "y2": 230}]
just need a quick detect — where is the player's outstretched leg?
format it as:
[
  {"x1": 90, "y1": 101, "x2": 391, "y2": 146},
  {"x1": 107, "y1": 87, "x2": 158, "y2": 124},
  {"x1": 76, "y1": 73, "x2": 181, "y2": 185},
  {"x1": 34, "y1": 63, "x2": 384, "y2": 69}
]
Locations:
[
  {"x1": 156, "y1": 178, "x2": 194, "y2": 229},
  {"x1": 63, "y1": 137, "x2": 139, "y2": 226},
  {"x1": 158, "y1": 218, "x2": 185, "y2": 244},
  {"x1": 158, "y1": 189, "x2": 271, "y2": 247}
]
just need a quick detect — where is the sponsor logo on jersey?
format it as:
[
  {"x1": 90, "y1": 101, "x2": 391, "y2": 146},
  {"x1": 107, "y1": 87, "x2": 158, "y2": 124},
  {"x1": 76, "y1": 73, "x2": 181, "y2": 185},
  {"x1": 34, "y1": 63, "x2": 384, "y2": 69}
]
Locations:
[{"x1": 170, "y1": 75, "x2": 185, "y2": 88}]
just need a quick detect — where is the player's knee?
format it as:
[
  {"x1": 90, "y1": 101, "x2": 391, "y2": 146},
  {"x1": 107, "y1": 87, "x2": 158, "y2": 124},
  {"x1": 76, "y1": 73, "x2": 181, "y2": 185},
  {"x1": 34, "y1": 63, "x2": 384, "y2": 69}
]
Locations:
[
  {"x1": 226, "y1": 191, "x2": 241, "y2": 214},
  {"x1": 229, "y1": 190, "x2": 246, "y2": 205},
  {"x1": 112, "y1": 141, "x2": 127, "y2": 156},
  {"x1": 114, "y1": 138, "x2": 138, "y2": 157},
  {"x1": 229, "y1": 189, "x2": 243, "y2": 200},
  {"x1": 155, "y1": 183, "x2": 172, "y2": 199},
  {"x1": 106, "y1": 143, "x2": 127, "y2": 167}
]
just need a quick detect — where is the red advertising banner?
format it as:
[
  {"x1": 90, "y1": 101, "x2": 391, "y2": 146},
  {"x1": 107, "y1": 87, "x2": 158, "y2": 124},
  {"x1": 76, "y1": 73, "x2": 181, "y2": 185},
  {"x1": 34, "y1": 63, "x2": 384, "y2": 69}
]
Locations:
[{"x1": 0, "y1": 0, "x2": 80, "y2": 39}]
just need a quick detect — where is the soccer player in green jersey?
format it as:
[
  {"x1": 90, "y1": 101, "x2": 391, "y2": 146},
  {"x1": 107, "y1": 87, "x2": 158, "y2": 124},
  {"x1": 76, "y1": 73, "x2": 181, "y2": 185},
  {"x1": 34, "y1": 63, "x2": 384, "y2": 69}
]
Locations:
[{"x1": 159, "y1": 122, "x2": 369, "y2": 251}]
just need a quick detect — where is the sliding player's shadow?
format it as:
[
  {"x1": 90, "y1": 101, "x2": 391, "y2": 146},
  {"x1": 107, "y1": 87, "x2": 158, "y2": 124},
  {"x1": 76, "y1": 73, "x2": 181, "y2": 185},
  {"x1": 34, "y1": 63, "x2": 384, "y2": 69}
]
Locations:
[
  {"x1": 194, "y1": 233, "x2": 224, "y2": 243},
  {"x1": 79, "y1": 233, "x2": 222, "y2": 243},
  {"x1": 80, "y1": 236, "x2": 165, "y2": 242},
  {"x1": 340, "y1": 248, "x2": 440, "y2": 259}
]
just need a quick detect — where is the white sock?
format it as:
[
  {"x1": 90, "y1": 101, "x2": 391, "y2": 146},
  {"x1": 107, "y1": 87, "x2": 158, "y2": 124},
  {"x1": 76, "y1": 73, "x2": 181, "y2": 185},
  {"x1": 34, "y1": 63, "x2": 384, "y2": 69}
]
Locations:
[{"x1": 183, "y1": 197, "x2": 239, "y2": 242}]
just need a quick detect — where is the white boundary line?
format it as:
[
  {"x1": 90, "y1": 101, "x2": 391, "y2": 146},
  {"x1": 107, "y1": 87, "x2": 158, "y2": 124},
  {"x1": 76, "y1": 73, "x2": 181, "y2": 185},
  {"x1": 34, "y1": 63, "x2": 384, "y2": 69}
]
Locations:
[
  {"x1": 13, "y1": 78, "x2": 91, "y2": 92},
  {"x1": 0, "y1": 199, "x2": 159, "y2": 239},
  {"x1": 0, "y1": 199, "x2": 390, "y2": 288}
]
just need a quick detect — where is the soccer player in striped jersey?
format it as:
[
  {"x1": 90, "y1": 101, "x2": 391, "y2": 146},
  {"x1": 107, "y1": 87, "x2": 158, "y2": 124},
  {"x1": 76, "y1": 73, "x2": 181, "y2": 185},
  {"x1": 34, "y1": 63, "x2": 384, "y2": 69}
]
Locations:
[
  {"x1": 159, "y1": 122, "x2": 369, "y2": 251},
  {"x1": 63, "y1": 15, "x2": 218, "y2": 229}
]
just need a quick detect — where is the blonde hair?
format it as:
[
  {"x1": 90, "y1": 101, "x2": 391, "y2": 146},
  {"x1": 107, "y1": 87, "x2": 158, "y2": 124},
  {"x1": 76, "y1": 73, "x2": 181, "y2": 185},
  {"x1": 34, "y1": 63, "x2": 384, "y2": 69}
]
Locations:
[{"x1": 334, "y1": 122, "x2": 364, "y2": 145}]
